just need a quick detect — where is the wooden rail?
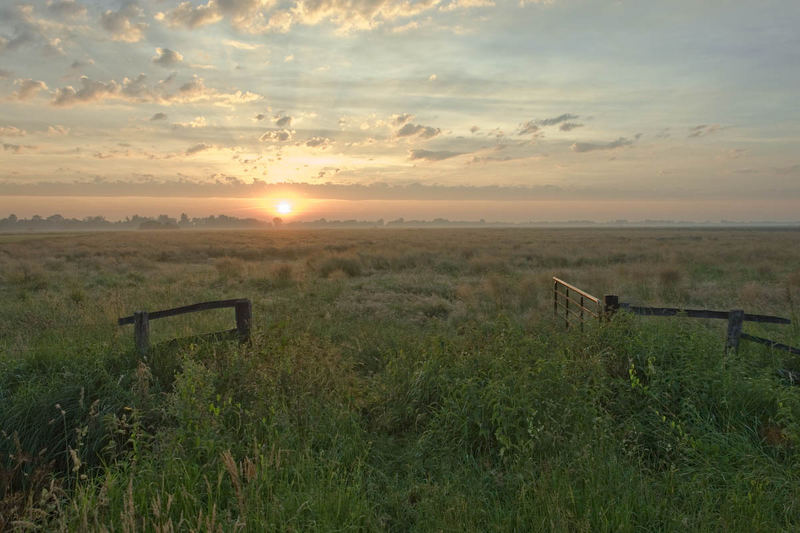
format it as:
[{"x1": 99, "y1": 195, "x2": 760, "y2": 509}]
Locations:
[
  {"x1": 618, "y1": 304, "x2": 790, "y2": 324},
  {"x1": 118, "y1": 299, "x2": 252, "y2": 355},
  {"x1": 553, "y1": 277, "x2": 601, "y2": 331},
  {"x1": 613, "y1": 299, "x2": 797, "y2": 355}
]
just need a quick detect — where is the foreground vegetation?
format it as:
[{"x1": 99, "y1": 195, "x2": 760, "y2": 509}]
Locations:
[{"x1": 2, "y1": 228, "x2": 800, "y2": 530}]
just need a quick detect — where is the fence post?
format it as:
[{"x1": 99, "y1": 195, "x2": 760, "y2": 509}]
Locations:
[
  {"x1": 134, "y1": 311, "x2": 149, "y2": 355},
  {"x1": 235, "y1": 299, "x2": 252, "y2": 343},
  {"x1": 564, "y1": 287, "x2": 570, "y2": 329},
  {"x1": 603, "y1": 295, "x2": 619, "y2": 321},
  {"x1": 725, "y1": 309, "x2": 744, "y2": 354}
]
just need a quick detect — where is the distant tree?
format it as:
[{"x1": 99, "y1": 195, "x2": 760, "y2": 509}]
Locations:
[{"x1": 273, "y1": 217, "x2": 283, "y2": 229}]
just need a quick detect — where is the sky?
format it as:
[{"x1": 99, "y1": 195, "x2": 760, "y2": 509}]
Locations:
[{"x1": 0, "y1": 0, "x2": 799, "y2": 222}]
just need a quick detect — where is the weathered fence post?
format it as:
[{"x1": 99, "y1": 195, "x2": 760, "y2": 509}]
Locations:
[
  {"x1": 603, "y1": 295, "x2": 619, "y2": 321},
  {"x1": 725, "y1": 309, "x2": 744, "y2": 354},
  {"x1": 235, "y1": 299, "x2": 252, "y2": 343},
  {"x1": 134, "y1": 311, "x2": 149, "y2": 355}
]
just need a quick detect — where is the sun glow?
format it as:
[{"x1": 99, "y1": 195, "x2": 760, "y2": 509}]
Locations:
[{"x1": 276, "y1": 201, "x2": 292, "y2": 214}]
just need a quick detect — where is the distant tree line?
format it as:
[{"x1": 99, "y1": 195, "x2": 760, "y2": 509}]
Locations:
[
  {"x1": 1, "y1": 213, "x2": 797, "y2": 232},
  {"x1": 0, "y1": 213, "x2": 271, "y2": 232}
]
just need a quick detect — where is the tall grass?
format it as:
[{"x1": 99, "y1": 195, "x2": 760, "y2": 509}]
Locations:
[{"x1": 2, "y1": 228, "x2": 800, "y2": 529}]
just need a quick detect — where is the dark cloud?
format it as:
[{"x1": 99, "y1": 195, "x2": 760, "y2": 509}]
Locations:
[
  {"x1": 393, "y1": 113, "x2": 413, "y2": 126},
  {"x1": 571, "y1": 137, "x2": 634, "y2": 153},
  {"x1": 305, "y1": 137, "x2": 331, "y2": 148},
  {"x1": 274, "y1": 115, "x2": 292, "y2": 127},
  {"x1": 254, "y1": 113, "x2": 266, "y2": 120},
  {"x1": 397, "y1": 123, "x2": 440, "y2": 139},
  {"x1": 152, "y1": 47, "x2": 183, "y2": 67},
  {"x1": 0, "y1": 69, "x2": 10, "y2": 78},
  {"x1": 517, "y1": 121, "x2": 539, "y2": 136},
  {"x1": 150, "y1": 112, "x2": 168, "y2": 121},
  {"x1": 470, "y1": 125, "x2": 480, "y2": 133},
  {"x1": 47, "y1": 1, "x2": 87, "y2": 19},
  {"x1": 559, "y1": 122, "x2": 582, "y2": 131},
  {"x1": 409, "y1": 149, "x2": 461, "y2": 161},
  {"x1": 688, "y1": 124, "x2": 723, "y2": 138},
  {"x1": 13, "y1": 79, "x2": 48, "y2": 100},
  {"x1": 538, "y1": 113, "x2": 578, "y2": 126},
  {"x1": 186, "y1": 143, "x2": 211, "y2": 155},
  {"x1": 259, "y1": 129, "x2": 293, "y2": 142},
  {"x1": 519, "y1": 113, "x2": 580, "y2": 135}
]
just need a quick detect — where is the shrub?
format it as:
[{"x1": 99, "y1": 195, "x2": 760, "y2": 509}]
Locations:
[
  {"x1": 215, "y1": 257, "x2": 246, "y2": 279},
  {"x1": 318, "y1": 256, "x2": 362, "y2": 278}
]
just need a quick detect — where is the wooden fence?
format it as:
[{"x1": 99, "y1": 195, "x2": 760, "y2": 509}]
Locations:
[
  {"x1": 118, "y1": 298, "x2": 252, "y2": 355},
  {"x1": 553, "y1": 277, "x2": 799, "y2": 355}
]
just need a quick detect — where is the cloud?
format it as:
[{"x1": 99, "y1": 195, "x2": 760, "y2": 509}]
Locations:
[
  {"x1": 153, "y1": 48, "x2": 184, "y2": 67},
  {"x1": 538, "y1": 113, "x2": 578, "y2": 126},
  {"x1": 559, "y1": 122, "x2": 582, "y2": 131},
  {"x1": 159, "y1": 0, "x2": 275, "y2": 32},
  {"x1": 0, "y1": 126, "x2": 26, "y2": 137},
  {"x1": 47, "y1": 125, "x2": 70, "y2": 135},
  {"x1": 305, "y1": 136, "x2": 332, "y2": 149},
  {"x1": 409, "y1": 149, "x2": 461, "y2": 161},
  {"x1": 688, "y1": 124, "x2": 724, "y2": 138},
  {"x1": 519, "y1": 113, "x2": 580, "y2": 135},
  {"x1": 570, "y1": 137, "x2": 634, "y2": 153},
  {"x1": 284, "y1": 54, "x2": 294, "y2": 62},
  {"x1": 775, "y1": 164, "x2": 800, "y2": 175},
  {"x1": 49, "y1": 75, "x2": 261, "y2": 107},
  {"x1": 274, "y1": 115, "x2": 292, "y2": 127},
  {"x1": 397, "y1": 123, "x2": 441, "y2": 139},
  {"x1": 70, "y1": 59, "x2": 94, "y2": 70},
  {"x1": 517, "y1": 121, "x2": 539, "y2": 135},
  {"x1": 174, "y1": 116, "x2": 207, "y2": 128},
  {"x1": 470, "y1": 125, "x2": 480, "y2": 133},
  {"x1": 0, "y1": 178, "x2": 577, "y2": 202},
  {"x1": 440, "y1": 0, "x2": 494, "y2": 12},
  {"x1": 0, "y1": 69, "x2": 10, "y2": 79},
  {"x1": 2, "y1": 143, "x2": 36, "y2": 153},
  {"x1": 259, "y1": 129, "x2": 293, "y2": 142},
  {"x1": 393, "y1": 113, "x2": 413, "y2": 126},
  {"x1": 52, "y1": 76, "x2": 119, "y2": 106},
  {"x1": 223, "y1": 39, "x2": 262, "y2": 50},
  {"x1": 186, "y1": 143, "x2": 212, "y2": 155},
  {"x1": 428, "y1": 74, "x2": 437, "y2": 81},
  {"x1": 158, "y1": 0, "x2": 443, "y2": 34},
  {"x1": 100, "y1": 3, "x2": 148, "y2": 43},
  {"x1": 150, "y1": 112, "x2": 168, "y2": 121},
  {"x1": 13, "y1": 79, "x2": 48, "y2": 100},
  {"x1": 46, "y1": 0, "x2": 87, "y2": 19}
]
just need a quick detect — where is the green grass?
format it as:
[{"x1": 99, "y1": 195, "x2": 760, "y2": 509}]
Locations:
[{"x1": 2, "y1": 228, "x2": 800, "y2": 530}]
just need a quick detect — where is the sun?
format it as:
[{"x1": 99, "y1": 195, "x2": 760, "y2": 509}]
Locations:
[{"x1": 276, "y1": 201, "x2": 292, "y2": 215}]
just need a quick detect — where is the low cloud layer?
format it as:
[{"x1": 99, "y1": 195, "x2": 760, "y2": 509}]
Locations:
[{"x1": 571, "y1": 136, "x2": 635, "y2": 153}]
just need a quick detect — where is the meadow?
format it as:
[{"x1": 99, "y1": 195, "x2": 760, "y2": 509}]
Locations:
[{"x1": 2, "y1": 227, "x2": 800, "y2": 531}]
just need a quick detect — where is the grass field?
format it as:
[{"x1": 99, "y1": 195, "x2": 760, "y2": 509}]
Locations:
[{"x1": 2, "y1": 228, "x2": 800, "y2": 531}]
